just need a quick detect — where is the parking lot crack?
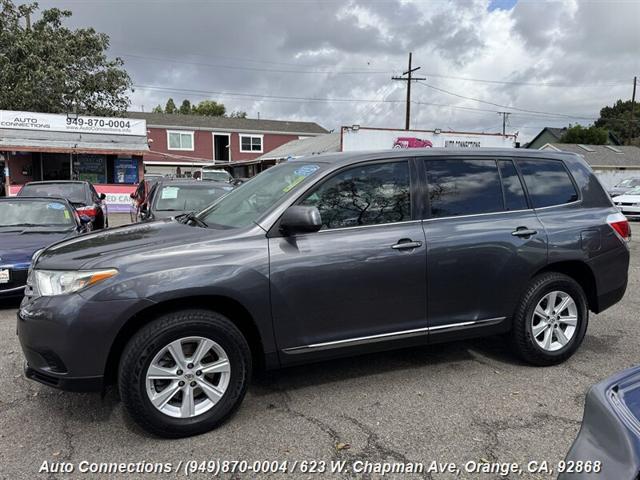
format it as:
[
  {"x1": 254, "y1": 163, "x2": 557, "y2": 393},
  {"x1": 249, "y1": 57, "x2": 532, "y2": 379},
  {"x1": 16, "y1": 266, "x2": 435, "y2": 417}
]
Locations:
[{"x1": 340, "y1": 415, "x2": 433, "y2": 480}]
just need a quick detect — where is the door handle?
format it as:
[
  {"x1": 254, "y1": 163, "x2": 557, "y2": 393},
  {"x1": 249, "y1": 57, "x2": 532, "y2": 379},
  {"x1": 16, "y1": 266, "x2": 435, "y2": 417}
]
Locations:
[
  {"x1": 391, "y1": 239, "x2": 423, "y2": 250},
  {"x1": 511, "y1": 227, "x2": 538, "y2": 238}
]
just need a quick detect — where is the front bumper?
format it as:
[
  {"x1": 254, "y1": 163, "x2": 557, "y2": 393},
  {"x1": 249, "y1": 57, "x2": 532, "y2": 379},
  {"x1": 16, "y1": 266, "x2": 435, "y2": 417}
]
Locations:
[
  {"x1": 0, "y1": 267, "x2": 28, "y2": 297},
  {"x1": 17, "y1": 293, "x2": 154, "y2": 392}
]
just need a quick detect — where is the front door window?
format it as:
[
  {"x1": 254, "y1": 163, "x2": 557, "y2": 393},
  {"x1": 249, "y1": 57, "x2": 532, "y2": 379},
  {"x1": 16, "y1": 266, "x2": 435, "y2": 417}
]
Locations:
[{"x1": 299, "y1": 161, "x2": 411, "y2": 229}]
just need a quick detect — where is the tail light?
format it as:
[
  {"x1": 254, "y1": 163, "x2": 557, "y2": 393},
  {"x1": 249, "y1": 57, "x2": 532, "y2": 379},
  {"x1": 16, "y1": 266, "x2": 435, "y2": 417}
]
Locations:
[
  {"x1": 607, "y1": 212, "x2": 631, "y2": 242},
  {"x1": 76, "y1": 206, "x2": 98, "y2": 218}
]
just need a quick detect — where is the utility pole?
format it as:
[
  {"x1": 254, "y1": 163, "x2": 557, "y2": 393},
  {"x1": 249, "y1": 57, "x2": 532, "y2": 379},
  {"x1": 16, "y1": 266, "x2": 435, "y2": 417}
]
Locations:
[
  {"x1": 631, "y1": 76, "x2": 637, "y2": 144},
  {"x1": 497, "y1": 111, "x2": 511, "y2": 136},
  {"x1": 392, "y1": 52, "x2": 425, "y2": 130}
]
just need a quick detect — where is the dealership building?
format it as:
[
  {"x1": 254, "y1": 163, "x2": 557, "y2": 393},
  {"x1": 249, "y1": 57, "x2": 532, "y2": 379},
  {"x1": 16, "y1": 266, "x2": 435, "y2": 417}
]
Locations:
[{"x1": 0, "y1": 110, "x2": 149, "y2": 211}]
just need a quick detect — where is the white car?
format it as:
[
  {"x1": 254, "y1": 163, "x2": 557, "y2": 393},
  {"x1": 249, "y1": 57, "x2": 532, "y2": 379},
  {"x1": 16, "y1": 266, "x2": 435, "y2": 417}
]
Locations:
[{"x1": 612, "y1": 186, "x2": 640, "y2": 218}]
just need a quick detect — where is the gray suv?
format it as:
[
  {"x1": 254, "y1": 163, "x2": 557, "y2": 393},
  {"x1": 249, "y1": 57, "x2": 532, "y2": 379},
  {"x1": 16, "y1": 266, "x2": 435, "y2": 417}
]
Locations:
[{"x1": 17, "y1": 149, "x2": 630, "y2": 437}]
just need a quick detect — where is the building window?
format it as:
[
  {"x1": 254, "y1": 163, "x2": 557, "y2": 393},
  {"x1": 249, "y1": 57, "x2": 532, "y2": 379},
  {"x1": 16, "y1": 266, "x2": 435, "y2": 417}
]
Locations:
[
  {"x1": 240, "y1": 134, "x2": 263, "y2": 153},
  {"x1": 167, "y1": 130, "x2": 194, "y2": 151}
]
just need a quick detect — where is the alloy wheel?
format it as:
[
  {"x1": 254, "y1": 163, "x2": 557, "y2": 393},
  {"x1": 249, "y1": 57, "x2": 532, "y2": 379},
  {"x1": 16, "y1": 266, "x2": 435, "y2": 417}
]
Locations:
[
  {"x1": 145, "y1": 336, "x2": 231, "y2": 418},
  {"x1": 531, "y1": 290, "x2": 578, "y2": 352}
]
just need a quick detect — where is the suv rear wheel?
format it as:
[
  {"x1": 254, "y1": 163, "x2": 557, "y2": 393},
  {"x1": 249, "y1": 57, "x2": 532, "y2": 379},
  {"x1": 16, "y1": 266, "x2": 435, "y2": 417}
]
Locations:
[
  {"x1": 119, "y1": 309, "x2": 251, "y2": 438},
  {"x1": 511, "y1": 272, "x2": 588, "y2": 366}
]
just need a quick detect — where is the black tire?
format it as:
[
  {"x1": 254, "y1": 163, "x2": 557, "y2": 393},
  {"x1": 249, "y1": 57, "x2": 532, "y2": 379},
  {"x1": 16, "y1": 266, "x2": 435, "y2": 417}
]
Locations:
[
  {"x1": 119, "y1": 309, "x2": 251, "y2": 438},
  {"x1": 511, "y1": 272, "x2": 588, "y2": 366}
]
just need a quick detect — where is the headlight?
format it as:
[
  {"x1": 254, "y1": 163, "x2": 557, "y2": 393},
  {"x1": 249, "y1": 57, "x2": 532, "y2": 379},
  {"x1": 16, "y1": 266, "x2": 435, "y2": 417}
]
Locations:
[{"x1": 34, "y1": 269, "x2": 118, "y2": 296}]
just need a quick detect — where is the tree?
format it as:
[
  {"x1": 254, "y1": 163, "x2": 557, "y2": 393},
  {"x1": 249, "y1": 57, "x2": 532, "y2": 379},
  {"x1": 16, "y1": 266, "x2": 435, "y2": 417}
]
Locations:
[
  {"x1": 192, "y1": 100, "x2": 226, "y2": 117},
  {"x1": 0, "y1": 0, "x2": 132, "y2": 115},
  {"x1": 559, "y1": 124, "x2": 608, "y2": 145},
  {"x1": 229, "y1": 110, "x2": 247, "y2": 118},
  {"x1": 152, "y1": 98, "x2": 234, "y2": 117},
  {"x1": 595, "y1": 99, "x2": 637, "y2": 144},
  {"x1": 179, "y1": 99, "x2": 192, "y2": 114},
  {"x1": 164, "y1": 98, "x2": 177, "y2": 114}
]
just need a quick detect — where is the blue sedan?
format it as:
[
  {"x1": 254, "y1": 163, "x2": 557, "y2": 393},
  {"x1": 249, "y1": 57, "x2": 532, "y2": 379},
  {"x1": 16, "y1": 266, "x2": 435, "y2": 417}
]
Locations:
[{"x1": 0, "y1": 197, "x2": 90, "y2": 297}]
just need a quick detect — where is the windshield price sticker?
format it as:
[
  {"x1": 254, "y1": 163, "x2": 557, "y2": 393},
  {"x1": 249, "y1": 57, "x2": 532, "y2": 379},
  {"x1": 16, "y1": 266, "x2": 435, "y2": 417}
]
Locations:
[
  {"x1": 37, "y1": 458, "x2": 603, "y2": 476},
  {"x1": 46, "y1": 202, "x2": 65, "y2": 210},
  {"x1": 161, "y1": 187, "x2": 180, "y2": 200},
  {"x1": 293, "y1": 165, "x2": 320, "y2": 177}
]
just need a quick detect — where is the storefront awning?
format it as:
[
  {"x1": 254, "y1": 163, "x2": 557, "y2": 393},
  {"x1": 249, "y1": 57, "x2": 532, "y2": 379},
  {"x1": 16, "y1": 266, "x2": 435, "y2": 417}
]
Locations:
[{"x1": 0, "y1": 128, "x2": 149, "y2": 156}]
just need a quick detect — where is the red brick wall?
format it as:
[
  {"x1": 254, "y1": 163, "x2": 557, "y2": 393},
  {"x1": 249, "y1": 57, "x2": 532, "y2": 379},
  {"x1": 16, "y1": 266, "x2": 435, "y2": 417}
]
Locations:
[
  {"x1": 145, "y1": 127, "x2": 301, "y2": 163},
  {"x1": 146, "y1": 128, "x2": 213, "y2": 162}
]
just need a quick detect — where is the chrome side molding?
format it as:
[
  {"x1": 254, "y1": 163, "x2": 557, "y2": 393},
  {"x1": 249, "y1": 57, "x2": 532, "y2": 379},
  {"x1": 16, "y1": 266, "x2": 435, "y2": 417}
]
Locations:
[{"x1": 282, "y1": 317, "x2": 506, "y2": 355}]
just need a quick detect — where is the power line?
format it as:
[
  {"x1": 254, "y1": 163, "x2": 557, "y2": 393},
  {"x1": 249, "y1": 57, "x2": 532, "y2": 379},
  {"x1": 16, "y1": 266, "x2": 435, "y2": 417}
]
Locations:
[
  {"x1": 133, "y1": 84, "x2": 636, "y2": 124},
  {"x1": 120, "y1": 53, "x2": 392, "y2": 75},
  {"x1": 416, "y1": 81, "x2": 598, "y2": 120},
  {"x1": 115, "y1": 50, "x2": 630, "y2": 87},
  {"x1": 422, "y1": 72, "x2": 627, "y2": 88}
]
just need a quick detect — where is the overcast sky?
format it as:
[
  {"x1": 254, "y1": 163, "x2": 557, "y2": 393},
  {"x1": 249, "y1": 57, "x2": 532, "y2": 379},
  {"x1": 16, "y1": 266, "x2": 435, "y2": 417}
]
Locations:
[{"x1": 34, "y1": 0, "x2": 640, "y2": 141}]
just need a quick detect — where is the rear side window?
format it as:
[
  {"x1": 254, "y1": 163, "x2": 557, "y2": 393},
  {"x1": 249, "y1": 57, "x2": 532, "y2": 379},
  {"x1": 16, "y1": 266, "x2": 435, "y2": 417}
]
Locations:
[
  {"x1": 517, "y1": 159, "x2": 578, "y2": 208},
  {"x1": 425, "y1": 159, "x2": 503, "y2": 217},
  {"x1": 497, "y1": 160, "x2": 528, "y2": 211},
  {"x1": 299, "y1": 161, "x2": 411, "y2": 229}
]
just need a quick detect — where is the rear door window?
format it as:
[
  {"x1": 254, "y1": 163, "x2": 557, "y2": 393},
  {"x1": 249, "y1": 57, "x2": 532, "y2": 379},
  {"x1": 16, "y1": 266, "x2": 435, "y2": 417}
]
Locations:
[
  {"x1": 517, "y1": 159, "x2": 578, "y2": 208},
  {"x1": 497, "y1": 160, "x2": 528, "y2": 211},
  {"x1": 425, "y1": 159, "x2": 503, "y2": 218}
]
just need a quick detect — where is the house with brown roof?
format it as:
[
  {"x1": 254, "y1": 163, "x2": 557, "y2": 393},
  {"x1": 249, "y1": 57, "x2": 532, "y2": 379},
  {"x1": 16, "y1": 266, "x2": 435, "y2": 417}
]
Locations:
[{"x1": 126, "y1": 112, "x2": 327, "y2": 178}]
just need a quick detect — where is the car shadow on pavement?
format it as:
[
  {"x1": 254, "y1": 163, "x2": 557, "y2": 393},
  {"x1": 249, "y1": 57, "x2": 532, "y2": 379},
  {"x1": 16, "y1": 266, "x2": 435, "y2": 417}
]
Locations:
[{"x1": 252, "y1": 334, "x2": 526, "y2": 395}]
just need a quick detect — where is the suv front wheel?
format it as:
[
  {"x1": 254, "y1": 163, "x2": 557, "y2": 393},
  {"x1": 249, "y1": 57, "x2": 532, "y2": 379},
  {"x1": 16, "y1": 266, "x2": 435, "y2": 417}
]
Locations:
[
  {"x1": 511, "y1": 272, "x2": 589, "y2": 366},
  {"x1": 119, "y1": 309, "x2": 251, "y2": 438}
]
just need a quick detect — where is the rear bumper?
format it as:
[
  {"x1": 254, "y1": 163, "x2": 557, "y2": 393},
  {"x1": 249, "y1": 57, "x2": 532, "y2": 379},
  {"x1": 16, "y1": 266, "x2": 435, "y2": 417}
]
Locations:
[{"x1": 588, "y1": 244, "x2": 630, "y2": 313}]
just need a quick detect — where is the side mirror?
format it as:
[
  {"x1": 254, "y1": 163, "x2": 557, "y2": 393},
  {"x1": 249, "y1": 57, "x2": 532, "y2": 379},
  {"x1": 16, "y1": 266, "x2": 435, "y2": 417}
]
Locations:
[
  {"x1": 100, "y1": 193, "x2": 106, "y2": 200},
  {"x1": 280, "y1": 206, "x2": 322, "y2": 234}
]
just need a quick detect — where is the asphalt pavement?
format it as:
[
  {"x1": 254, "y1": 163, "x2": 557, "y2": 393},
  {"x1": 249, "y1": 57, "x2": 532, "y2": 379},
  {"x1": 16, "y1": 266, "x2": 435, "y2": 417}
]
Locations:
[{"x1": 1, "y1": 218, "x2": 638, "y2": 479}]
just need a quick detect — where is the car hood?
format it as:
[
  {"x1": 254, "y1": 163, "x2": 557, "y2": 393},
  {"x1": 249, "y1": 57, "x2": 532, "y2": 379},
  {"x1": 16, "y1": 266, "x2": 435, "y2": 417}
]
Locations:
[
  {"x1": 34, "y1": 219, "x2": 249, "y2": 270},
  {"x1": 151, "y1": 211, "x2": 184, "y2": 221},
  {"x1": 612, "y1": 194, "x2": 640, "y2": 203},
  {"x1": 0, "y1": 227, "x2": 77, "y2": 268},
  {"x1": 610, "y1": 187, "x2": 632, "y2": 196}
]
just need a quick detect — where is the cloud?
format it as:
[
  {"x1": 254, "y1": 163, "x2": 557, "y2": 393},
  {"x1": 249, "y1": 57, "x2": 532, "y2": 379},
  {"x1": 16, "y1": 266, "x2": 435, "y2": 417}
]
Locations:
[{"x1": 32, "y1": 0, "x2": 640, "y2": 141}]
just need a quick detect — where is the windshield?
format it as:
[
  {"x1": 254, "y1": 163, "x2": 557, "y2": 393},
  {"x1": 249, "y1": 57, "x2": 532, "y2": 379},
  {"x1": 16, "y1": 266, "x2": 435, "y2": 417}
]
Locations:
[
  {"x1": 198, "y1": 162, "x2": 324, "y2": 228},
  {"x1": 616, "y1": 178, "x2": 640, "y2": 188},
  {"x1": 0, "y1": 201, "x2": 75, "y2": 227},
  {"x1": 202, "y1": 170, "x2": 231, "y2": 182},
  {"x1": 155, "y1": 184, "x2": 231, "y2": 212},
  {"x1": 19, "y1": 183, "x2": 86, "y2": 204}
]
